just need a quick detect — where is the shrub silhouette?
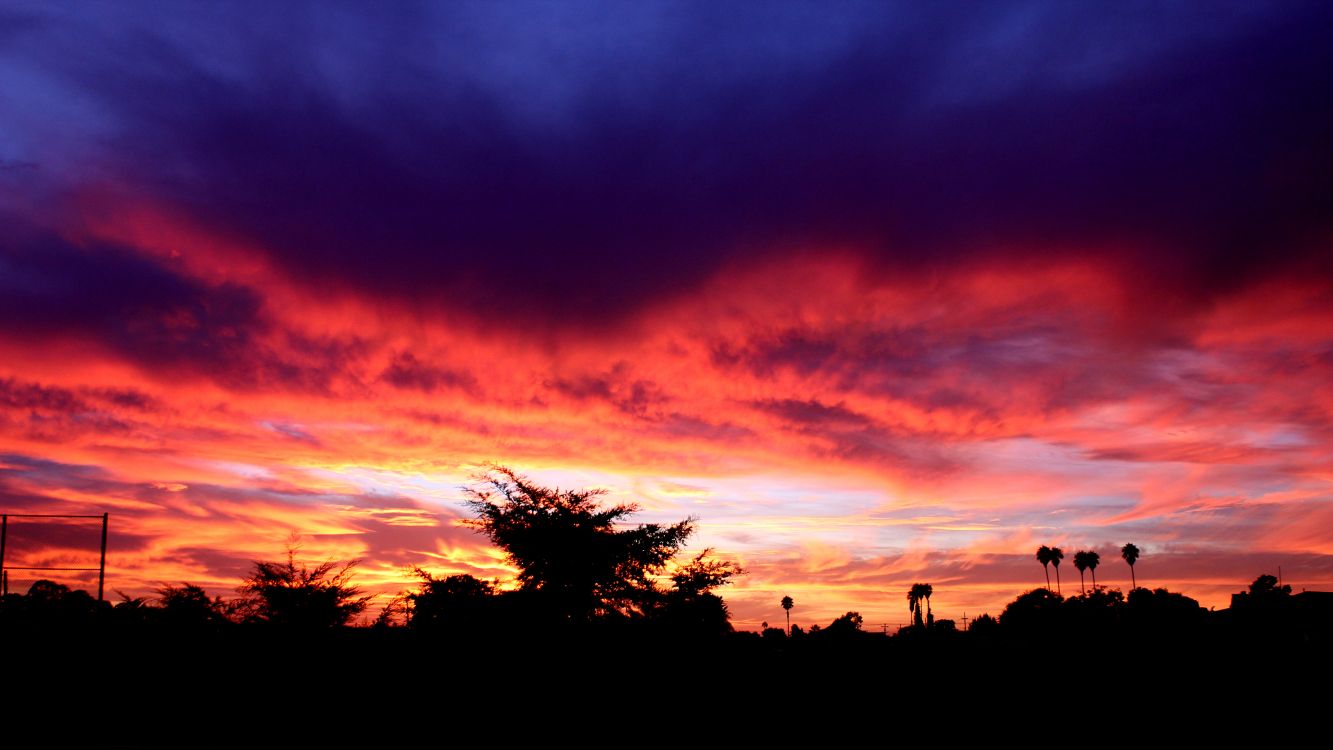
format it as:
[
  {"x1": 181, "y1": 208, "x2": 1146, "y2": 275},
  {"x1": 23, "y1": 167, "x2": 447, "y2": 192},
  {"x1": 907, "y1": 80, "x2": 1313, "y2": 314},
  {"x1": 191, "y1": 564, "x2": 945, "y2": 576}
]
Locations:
[
  {"x1": 406, "y1": 570, "x2": 495, "y2": 632},
  {"x1": 235, "y1": 548, "x2": 371, "y2": 629}
]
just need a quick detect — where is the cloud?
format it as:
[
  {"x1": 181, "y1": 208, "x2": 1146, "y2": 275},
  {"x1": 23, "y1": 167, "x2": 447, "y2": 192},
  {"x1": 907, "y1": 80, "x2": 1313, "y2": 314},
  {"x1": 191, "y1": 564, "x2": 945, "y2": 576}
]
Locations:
[{"x1": 4, "y1": 2, "x2": 1329, "y2": 329}]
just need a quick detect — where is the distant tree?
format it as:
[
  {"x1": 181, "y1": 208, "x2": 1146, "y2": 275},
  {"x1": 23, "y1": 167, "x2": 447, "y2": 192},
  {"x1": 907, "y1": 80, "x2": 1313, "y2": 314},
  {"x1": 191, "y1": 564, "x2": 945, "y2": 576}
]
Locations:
[
  {"x1": 1050, "y1": 547, "x2": 1064, "y2": 595},
  {"x1": 1121, "y1": 544, "x2": 1141, "y2": 590},
  {"x1": 406, "y1": 570, "x2": 494, "y2": 632},
  {"x1": 22, "y1": 580, "x2": 102, "y2": 625},
  {"x1": 1232, "y1": 573, "x2": 1293, "y2": 609},
  {"x1": 1248, "y1": 573, "x2": 1292, "y2": 599},
  {"x1": 1037, "y1": 546, "x2": 1054, "y2": 590},
  {"x1": 781, "y1": 595, "x2": 794, "y2": 635},
  {"x1": 823, "y1": 611, "x2": 864, "y2": 636},
  {"x1": 656, "y1": 549, "x2": 743, "y2": 636},
  {"x1": 462, "y1": 465, "x2": 695, "y2": 624},
  {"x1": 235, "y1": 548, "x2": 371, "y2": 629},
  {"x1": 968, "y1": 613, "x2": 998, "y2": 635},
  {"x1": 156, "y1": 583, "x2": 227, "y2": 628},
  {"x1": 998, "y1": 588, "x2": 1065, "y2": 634},
  {"x1": 1125, "y1": 586, "x2": 1206, "y2": 632},
  {"x1": 1073, "y1": 551, "x2": 1091, "y2": 595},
  {"x1": 1087, "y1": 550, "x2": 1101, "y2": 590},
  {"x1": 111, "y1": 591, "x2": 152, "y2": 628}
]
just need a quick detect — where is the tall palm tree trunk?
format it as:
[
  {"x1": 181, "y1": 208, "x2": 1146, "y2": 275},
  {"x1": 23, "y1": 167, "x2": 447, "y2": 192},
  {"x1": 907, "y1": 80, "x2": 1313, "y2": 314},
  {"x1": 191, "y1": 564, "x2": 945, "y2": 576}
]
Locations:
[
  {"x1": 1054, "y1": 567, "x2": 1061, "y2": 595},
  {"x1": 785, "y1": 609, "x2": 790, "y2": 634},
  {"x1": 1079, "y1": 571, "x2": 1085, "y2": 594},
  {"x1": 1043, "y1": 564, "x2": 1050, "y2": 589},
  {"x1": 1130, "y1": 564, "x2": 1136, "y2": 590},
  {"x1": 1091, "y1": 569, "x2": 1096, "y2": 590}
]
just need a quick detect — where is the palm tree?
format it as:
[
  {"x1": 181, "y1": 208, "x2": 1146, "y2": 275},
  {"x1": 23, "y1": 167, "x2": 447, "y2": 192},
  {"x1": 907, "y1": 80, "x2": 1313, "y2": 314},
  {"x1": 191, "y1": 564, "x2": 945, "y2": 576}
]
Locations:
[
  {"x1": 1050, "y1": 547, "x2": 1064, "y2": 595},
  {"x1": 1073, "y1": 551, "x2": 1090, "y2": 594},
  {"x1": 781, "y1": 595, "x2": 794, "y2": 634},
  {"x1": 923, "y1": 583, "x2": 934, "y2": 627},
  {"x1": 1121, "y1": 543, "x2": 1140, "y2": 590},
  {"x1": 1087, "y1": 550, "x2": 1100, "y2": 590},
  {"x1": 1036, "y1": 546, "x2": 1053, "y2": 589},
  {"x1": 907, "y1": 583, "x2": 932, "y2": 628}
]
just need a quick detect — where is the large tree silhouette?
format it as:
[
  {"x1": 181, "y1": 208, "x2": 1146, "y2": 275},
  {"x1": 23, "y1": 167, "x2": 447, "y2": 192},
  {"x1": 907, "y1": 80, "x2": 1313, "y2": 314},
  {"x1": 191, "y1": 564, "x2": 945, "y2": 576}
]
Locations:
[
  {"x1": 1121, "y1": 543, "x2": 1140, "y2": 590},
  {"x1": 1087, "y1": 550, "x2": 1101, "y2": 590},
  {"x1": 463, "y1": 465, "x2": 696, "y2": 623},
  {"x1": 781, "y1": 595, "x2": 794, "y2": 635}
]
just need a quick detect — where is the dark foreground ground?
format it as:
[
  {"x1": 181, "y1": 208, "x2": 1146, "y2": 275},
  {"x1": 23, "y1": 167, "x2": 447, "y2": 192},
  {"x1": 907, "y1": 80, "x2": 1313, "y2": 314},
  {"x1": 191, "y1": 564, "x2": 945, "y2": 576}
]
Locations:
[{"x1": 6, "y1": 626, "x2": 1329, "y2": 746}]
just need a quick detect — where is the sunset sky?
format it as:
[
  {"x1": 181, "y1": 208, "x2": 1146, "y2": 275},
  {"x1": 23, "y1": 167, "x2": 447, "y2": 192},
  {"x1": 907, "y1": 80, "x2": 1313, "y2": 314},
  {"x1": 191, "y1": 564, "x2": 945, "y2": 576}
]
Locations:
[{"x1": 2, "y1": 1, "x2": 1331, "y2": 629}]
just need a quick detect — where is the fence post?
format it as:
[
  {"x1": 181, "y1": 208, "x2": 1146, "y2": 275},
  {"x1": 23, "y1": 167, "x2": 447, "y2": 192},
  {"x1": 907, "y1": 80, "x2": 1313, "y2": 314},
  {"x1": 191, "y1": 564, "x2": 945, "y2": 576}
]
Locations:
[{"x1": 97, "y1": 513, "x2": 109, "y2": 601}]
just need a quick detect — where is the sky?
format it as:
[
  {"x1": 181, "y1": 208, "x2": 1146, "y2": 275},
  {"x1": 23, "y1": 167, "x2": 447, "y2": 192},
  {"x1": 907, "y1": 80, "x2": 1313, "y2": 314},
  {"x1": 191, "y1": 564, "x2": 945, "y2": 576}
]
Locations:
[{"x1": 1, "y1": 1, "x2": 1331, "y2": 630}]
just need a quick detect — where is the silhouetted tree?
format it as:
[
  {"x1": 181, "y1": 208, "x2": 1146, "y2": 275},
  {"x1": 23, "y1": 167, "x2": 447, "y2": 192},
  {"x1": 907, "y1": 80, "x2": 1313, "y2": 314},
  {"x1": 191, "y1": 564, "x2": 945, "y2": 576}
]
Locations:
[
  {"x1": 1121, "y1": 543, "x2": 1140, "y2": 590},
  {"x1": 924, "y1": 583, "x2": 934, "y2": 626},
  {"x1": 156, "y1": 583, "x2": 227, "y2": 629},
  {"x1": 1037, "y1": 546, "x2": 1054, "y2": 589},
  {"x1": 998, "y1": 588, "x2": 1065, "y2": 635},
  {"x1": 1087, "y1": 550, "x2": 1100, "y2": 590},
  {"x1": 235, "y1": 548, "x2": 371, "y2": 629},
  {"x1": 669, "y1": 549, "x2": 742, "y2": 597},
  {"x1": 654, "y1": 549, "x2": 742, "y2": 636},
  {"x1": 21, "y1": 580, "x2": 103, "y2": 627},
  {"x1": 1050, "y1": 547, "x2": 1064, "y2": 595},
  {"x1": 1231, "y1": 573, "x2": 1292, "y2": 609},
  {"x1": 1073, "y1": 551, "x2": 1091, "y2": 594},
  {"x1": 463, "y1": 466, "x2": 694, "y2": 624},
  {"x1": 823, "y1": 611, "x2": 864, "y2": 637},
  {"x1": 1249, "y1": 573, "x2": 1292, "y2": 599},
  {"x1": 406, "y1": 570, "x2": 494, "y2": 632},
  {"x1": 908, "y1": 583, "x2": 932, "y2": 628},
  {"x1": 968, "y1": 613, "x2": 998, "y2": 635},
  {"x1": 1125, "y1": 586, "x2": 1205, "y2": 633},
  {"x1": 781, "y1": 595, "x2": 793, "y2": 635}
]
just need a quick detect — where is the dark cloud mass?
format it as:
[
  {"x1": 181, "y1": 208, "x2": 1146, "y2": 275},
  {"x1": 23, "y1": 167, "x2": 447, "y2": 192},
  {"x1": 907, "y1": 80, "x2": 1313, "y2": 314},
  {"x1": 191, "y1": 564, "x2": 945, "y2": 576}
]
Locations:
[{"x1": 4, "y1": 1, "x2": 1330, "y2": 328}]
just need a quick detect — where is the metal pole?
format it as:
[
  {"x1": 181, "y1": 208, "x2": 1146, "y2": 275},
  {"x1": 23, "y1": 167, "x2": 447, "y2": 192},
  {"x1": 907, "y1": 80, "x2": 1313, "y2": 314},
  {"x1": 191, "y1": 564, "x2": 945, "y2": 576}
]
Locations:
[
  {"x1": 1, "y1": 514, "x2": 7, "y2": 596},
  {"x1": 97, "y1": 512, "x2": 108, "y2": 601}
]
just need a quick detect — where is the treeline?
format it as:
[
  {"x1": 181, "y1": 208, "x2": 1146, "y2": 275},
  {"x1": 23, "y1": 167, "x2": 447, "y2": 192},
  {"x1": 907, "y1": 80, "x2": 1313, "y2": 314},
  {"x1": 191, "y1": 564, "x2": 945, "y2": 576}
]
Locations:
[{"x1": 1, "y1": 467, "x2": 1329, "y2": 650}]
